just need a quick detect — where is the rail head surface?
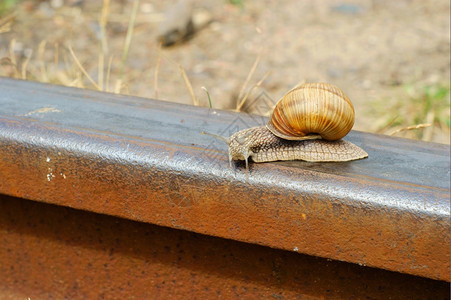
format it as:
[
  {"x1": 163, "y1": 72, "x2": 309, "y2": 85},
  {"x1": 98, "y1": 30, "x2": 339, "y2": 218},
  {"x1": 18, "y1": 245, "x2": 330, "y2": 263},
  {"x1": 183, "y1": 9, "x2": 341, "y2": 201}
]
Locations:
[{"x1": 0, "y1": 77, "x2": 450, "y2": 281}]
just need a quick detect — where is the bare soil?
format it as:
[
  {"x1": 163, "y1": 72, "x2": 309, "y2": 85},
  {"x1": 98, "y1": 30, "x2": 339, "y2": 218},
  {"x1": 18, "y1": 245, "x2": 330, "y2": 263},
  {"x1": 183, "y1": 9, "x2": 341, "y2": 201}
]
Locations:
[{"x1": 1, "y1": 0, "x2": 450, "y2": 143}]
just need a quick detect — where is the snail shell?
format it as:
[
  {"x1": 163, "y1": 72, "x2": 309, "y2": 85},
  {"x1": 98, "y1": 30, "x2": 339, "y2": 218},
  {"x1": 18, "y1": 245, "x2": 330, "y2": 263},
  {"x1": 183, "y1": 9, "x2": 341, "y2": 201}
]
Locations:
[
  {"x1": 224, "y1": 82, "x2": 367, "y2": 169},
  {"x1": 267, "y1": 83, "x2": 355, "y2": 141}
]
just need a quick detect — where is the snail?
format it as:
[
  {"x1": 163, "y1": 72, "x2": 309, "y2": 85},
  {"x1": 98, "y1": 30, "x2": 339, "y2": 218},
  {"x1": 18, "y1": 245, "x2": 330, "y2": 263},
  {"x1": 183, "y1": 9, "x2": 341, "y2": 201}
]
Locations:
[{"x1": 206, "y1": 83, "x2": 368, "y2": 169}]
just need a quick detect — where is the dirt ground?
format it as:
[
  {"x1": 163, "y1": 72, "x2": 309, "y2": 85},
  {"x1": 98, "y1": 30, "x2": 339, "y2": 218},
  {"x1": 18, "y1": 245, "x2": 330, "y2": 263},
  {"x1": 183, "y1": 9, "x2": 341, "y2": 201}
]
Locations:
[{"x1": 1, "y1": 0, "x2": 450, "y2": 143}]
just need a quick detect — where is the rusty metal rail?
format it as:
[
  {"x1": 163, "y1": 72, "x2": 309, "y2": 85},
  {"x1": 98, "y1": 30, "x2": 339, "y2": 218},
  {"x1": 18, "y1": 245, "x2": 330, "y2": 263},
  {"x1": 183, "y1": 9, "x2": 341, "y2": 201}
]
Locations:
[{"x1": 0, "y1": 77, "x2": 450, "y2": 298}]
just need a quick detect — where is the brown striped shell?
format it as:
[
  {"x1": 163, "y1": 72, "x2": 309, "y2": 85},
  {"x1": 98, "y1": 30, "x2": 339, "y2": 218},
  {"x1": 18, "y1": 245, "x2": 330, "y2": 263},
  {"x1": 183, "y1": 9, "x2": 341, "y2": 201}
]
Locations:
[{"x1": 266, "y1": 83, "x2": 355, "y2": 141}]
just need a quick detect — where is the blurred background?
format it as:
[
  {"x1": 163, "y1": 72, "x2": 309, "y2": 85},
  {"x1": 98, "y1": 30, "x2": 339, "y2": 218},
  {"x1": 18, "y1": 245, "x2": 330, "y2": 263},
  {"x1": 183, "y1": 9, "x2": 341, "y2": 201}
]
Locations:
[{"x1": 0, "y1": 0, "x2": 449, "y2": 143}]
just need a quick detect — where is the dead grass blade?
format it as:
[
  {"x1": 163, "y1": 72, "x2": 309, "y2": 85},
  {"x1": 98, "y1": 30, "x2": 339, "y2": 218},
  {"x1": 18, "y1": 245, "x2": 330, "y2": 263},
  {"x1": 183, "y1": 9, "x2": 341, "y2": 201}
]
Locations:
[
  {"x1": 61, "y1": 45, "x2": 72, "y2": 78},
  {"x1": 0, "y1": 14, "x2": 14, "y2": 34},
  {"x1": 236, "y1": 71, "x2": 271, "y2": 111},
  {"x1": 423, "y1": 111, "x2": 435, "y2": 141},
  {"x1": 377, "y1": 115, "x2": 399, "y2": 134},
  {"x1": 179, "y1": 65, "x2": 199, "y2": 106},
  {"x1": 54, "y1": 42, "x2": 59, "y2": 69},
  {"x1": 161, "y1": 52, "x2": 199, "y2": 106},
  {"x1": 106, "y1": 54, "x2": 114, "y2": 92},
  {"x1": 99, "y1": 0, "x2": 110, "y2": 54},
  {"x1": 38, "y1": 40, "x2": 49, "y2": 82},
  {"x1": 236, "y1": 49, "x2": 263, "y2": 109},
  {"x1": 7, "y1": 39, "x2": 20, "y2": 78},
  {"x1": 98, "y1": 52, "x2": 105, "y2": 91},
  {"x1": 98, "y1": 0, "x2": 110, "y2": 91},
  {"x1": 21, "y1": 49, "x2": 32, "y2": 79},
  {"x1": 68, "y1": 44, "x2": 100, "y2": 90},
  {"x1": 8, "y1": 39, "x2": 17, "y2": 67},
  {"x1": 116, "y1": 0, "x2": 140, "y2": 93},
  {"x1": 154, "y1": 42, "x2": 162, "y2": 99},
  {"x1": 389, "y1": 123, "x2": 431, "y2": 136}
]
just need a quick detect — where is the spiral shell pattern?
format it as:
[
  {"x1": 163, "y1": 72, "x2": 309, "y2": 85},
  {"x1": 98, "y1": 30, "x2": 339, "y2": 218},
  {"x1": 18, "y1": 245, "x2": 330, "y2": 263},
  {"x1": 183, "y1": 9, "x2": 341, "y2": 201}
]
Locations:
[{"x1": 266, "y1": 83, "x2": 355, "y2": 141}]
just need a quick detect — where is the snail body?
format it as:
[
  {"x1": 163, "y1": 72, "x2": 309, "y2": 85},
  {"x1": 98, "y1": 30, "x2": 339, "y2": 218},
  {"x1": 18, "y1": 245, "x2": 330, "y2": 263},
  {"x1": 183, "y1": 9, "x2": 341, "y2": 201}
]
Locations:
[{"x1": 227, "y1": 83, "x2": 368, "y2": 169}]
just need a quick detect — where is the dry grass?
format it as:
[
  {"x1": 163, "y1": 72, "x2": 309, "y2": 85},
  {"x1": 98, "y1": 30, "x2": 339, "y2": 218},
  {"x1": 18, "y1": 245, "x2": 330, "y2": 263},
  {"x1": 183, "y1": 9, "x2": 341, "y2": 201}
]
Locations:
[
  {"x1": 236, "y1": 70, "x2": 271, "y2": 112},
  {"x1": 389, "y1": 123, "x2": 432, "y2": 136},
  {"x1": 0, "y1": 2, "x2": 449, "y2": 144},
  {"x1": 0, "y1": 13, "x2": 14, "y2": 34},
  {"x1": 374, "y1": 83, "x2": 450, "y2": 142},
  {"x1": 235, "y1": 49, "x2": 262, "y2": 110},
  {"x1": 153, "y1": 42, "x2": 162, "y2": 99},
  {"x1": 68, "y1": 44, "x2": 100, "y2": 89}
]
